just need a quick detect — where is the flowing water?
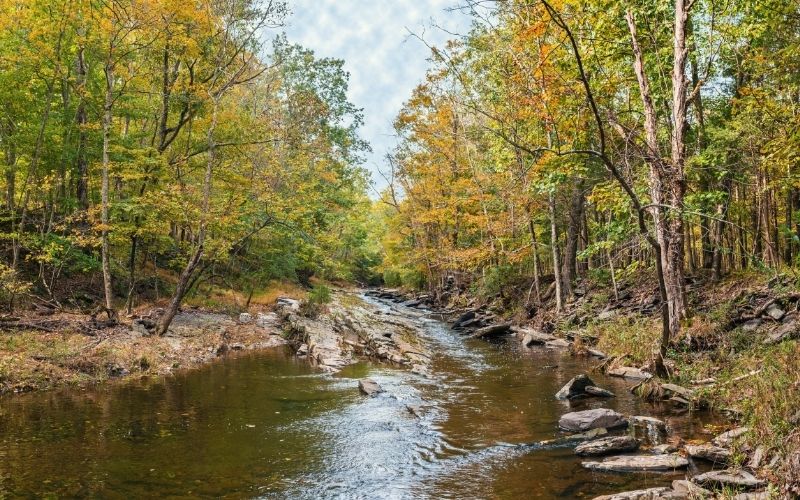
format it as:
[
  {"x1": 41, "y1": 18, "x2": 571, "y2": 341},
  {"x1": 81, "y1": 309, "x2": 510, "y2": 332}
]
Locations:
[{"x1": 0, "y1": 297, "x2": 718, "y2": 498}]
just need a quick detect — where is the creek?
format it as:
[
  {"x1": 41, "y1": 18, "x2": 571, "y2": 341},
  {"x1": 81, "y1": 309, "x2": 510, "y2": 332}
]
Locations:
[{"x1": 0, "y1": 295, "x2": 718, "y2": 498}]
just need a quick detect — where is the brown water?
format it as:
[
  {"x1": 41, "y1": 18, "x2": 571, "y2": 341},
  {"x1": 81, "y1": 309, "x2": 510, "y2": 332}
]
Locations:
[{"x1": 0, "y1": 297, "x2": 718, "y2": 498}]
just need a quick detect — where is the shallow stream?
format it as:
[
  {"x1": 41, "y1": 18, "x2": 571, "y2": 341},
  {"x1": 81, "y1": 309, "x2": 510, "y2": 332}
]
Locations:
[{"x1": 0, "y1": 296, "x2": 718, "y2": 498}]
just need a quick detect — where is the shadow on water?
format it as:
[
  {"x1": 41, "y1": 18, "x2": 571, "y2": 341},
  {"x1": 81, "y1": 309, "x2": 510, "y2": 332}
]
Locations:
[{"x1": 0, "y1": 297, "x2": 720, "y2": 498}]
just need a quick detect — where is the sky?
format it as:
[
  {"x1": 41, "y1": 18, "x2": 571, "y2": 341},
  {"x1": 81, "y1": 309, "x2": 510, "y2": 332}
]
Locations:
[{"x1": 282, "y1": 0, "x2": 474, "y2": 194}]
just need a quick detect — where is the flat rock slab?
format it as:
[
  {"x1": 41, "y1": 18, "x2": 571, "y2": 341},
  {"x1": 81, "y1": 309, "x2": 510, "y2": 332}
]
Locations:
[
  {"x1": 559, "y1": 408, "x2": 627, "y2": 432},
  {"x1": 593, "y1": 487, "x2": 681, "y2": 500},
  {"x1": 583, "y1": 454, "x2": 688, "y2": 472},
  {"x1": 692, "y1": 469, "x2": 765, "y2": 490},
  {"x1": 545, "y1": 338, "x2": 571, "y2": 348},
  {"x1": 358, "y1": 378, "x2": 384, "y2": 396},
  {"x1": 575, "y1": 436, "x2": 639, "y2": 456},
  {"x1": 608, "y1": 366, "x2": 653, "y2": 380},
  {"x1": 540, "y1": 427, "x2": 608, "y2": 446},
  {"x1": 713, "y1": 427, "x2": 749, "y2": 447},
  {"x1": 685, "y1": 443, "x2": 731, "y2": 464},
  {"x1": 585, "y1": 385, "x2": 615, "y2": 398}
]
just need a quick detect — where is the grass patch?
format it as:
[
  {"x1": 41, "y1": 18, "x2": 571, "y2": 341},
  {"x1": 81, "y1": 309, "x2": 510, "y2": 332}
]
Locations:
[{"x1": 589, "y1": 315, "x2": 661, "y2": 365}]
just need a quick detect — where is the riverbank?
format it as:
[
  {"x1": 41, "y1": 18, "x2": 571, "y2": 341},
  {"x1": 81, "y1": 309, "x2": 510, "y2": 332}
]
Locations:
[
  {"x1": 372, "y1": 271, "x2": 798, "y2": 497},
  {"x1": 0, "y1": 307, "x2": 287, "y2": 395}
]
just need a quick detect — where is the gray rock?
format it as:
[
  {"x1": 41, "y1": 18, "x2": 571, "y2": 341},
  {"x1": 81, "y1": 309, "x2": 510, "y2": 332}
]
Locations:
[
  {"x1": 765, "y1": 320, "x2": 799, "y2": 344},
  {"x1": 539, "y1": 427, "x2": 608, "y2": 446},
  {"x1": 593, "y1": 487, "x2": 679, "y2": 500},
  {"x1": 575, "y1": 436, "x2": 639, "y2": 456},
  {"x1": 685, "y1": 443, "x2": 731, "y2": 464},
  {"x1": 276, "y1": 297, "x2": 301, "y2": 311},
  {"x1": 587, "y1": 348, "x2": 608, "y2": 359},
  {"x1": 522, "y1": 331, "x2": 557, "y2": 346},
  {"x1": 583, "y1": 454, "x2": 688, "y2": 472},
  {"x1": 660, "y1": 383, "x2": 694, "y2": 400},
  {"x1": 585, "y1": 385, "x2": 615, "y2": 398},
  {"x1": 652, "y1": 443, "x2": 678, "y2": 454},
  {"x1": 733, "y1": 492, "x2": 770, "y2": 500},
  {"x1": 555, "y1": 374, "x2": 594, "y2": 400},
  {"x1": 692, "y1": 469, "x2": 765, "y2": 490},
  {"x1": 545, "y1": 338, "x2": 571, "y2": 348},
  {"x1": 238, "y1": 312, "x2": 253, "y2": 324},
  {"x1": 742, "y1": 319, "x2": 762, "y2": 332},
  {"x1": 559, "y1": 408, "x2": 627, "y2": 432},
  {"x1": 765, "y1": 303, "x2": 785, "y2": 321},
  {"x1": 748, "y1": 446, "x2": 766, "y2": 469},
  {"x1": 671, "y1": 480, "x2": 712, "y2": 497},
  {"x1": 608, "y1": 366, "x2": 653, "y2": 380},
  {"x1": 255, "y1": 312, "x2": 279, "y2": 328},
  {"x1": 713, "y1": 427, "x2": 749, "y2": 447},
  {"x1": 358, "y1": 378, "x2": 384, "y2": 396},
  {"x1": 469, "y1": 323, "x2": 512, "y2": 339},
  {"x1": 581, "y1": 455, "x2": 689, "y2": 472},
  {"x1": 629, "y1": 415, "x2": 666, "y2": 429}
]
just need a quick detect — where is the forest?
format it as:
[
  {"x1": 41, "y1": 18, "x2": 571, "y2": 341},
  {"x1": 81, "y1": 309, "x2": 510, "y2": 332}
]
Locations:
[{"x1": 0, "y1": 0, "x2": 799, "y2": 498}]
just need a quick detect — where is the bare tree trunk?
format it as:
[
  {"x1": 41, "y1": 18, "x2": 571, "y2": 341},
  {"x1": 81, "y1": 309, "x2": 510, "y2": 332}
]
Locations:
[
  {"x1": 76, "y1": 45, "x2": 89, "y2": 211},
  {"x1": 561, "y1": 180, "x2": 584, "y2": 299},
  {"x1": 101, "y1": 65, "x2": 115, "y2": 313},
  {"x1": 527, "y1": 216, "x2": 542, "y2": 306},
  {"x1": 549, "y1": 191, "x2": 563, "y2": 312}
]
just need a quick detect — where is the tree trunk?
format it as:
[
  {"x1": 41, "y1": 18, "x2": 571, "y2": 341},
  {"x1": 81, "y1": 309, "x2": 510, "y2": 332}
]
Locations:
[
  {"x1": 101, "y1": 65, "x2": 115, "y2": 313},
  {"x1": 76, "y1": 45, "x2": 89, "y2": 211},
  {"x1": 549, "y1": 191, "x2": 563, "y2": 312},
  {"x1": 561, "y1": 180, "x2": 584, "y2": 299}
]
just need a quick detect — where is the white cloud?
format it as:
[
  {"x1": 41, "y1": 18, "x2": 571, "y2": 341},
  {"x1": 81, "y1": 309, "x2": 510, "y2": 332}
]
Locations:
[{"x1": 282, "y1": 0, "x2": 472, "y2": 193}]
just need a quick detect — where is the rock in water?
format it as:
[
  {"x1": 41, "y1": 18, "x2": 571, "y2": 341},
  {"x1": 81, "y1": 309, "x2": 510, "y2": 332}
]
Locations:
[
  {"x1": 692, "y1": 469, "x2": 765, "y2": 490},
  {"x1": 575, "y1": 436, "x2": 639, "y2": 456},
  {"x1": 593, "y1": 487, "x2": 679, "y2": 500},
  {"x1": 555, "y1": 374, "x2": 594, "y2": 400},
  {"x1": 521, "y1": 331, "x2": 557, "y2": 346},
  {"x1": 582, "y1": 454, "x2": 688, "y2": 472},
  {"x1": 469, "y1": 323, "x2": 512, "y2": 339},
  {"x1": 685, "y1": 443, "x2": 731, "y2": 464},
  {"x1": 358, "y1": 378, "x2": 384, "y2": 396},
  {"x1": 539, "y1": 428, "x2": 608, "y2": 446},
  {"x1": 585, "y1": 386, "x2": 615, "y2": 398},
  {"x1": 559, "y1": 408, "x2": 627, "y2": 432}
]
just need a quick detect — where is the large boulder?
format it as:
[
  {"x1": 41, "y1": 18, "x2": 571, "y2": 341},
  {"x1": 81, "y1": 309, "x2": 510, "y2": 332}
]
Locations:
[
  {"x1": 685, "y1": 443, "x2": 731, "y2": 464},
  {"x1": 559, "y1": 408, "x2": 627, "y2": 432},
  {"x1": 692, "y1": 469, "x2": 765, "y2": 490},
  {"x1": 575, "y1": 436, "x2": 639, "y2": 456},
  {"x1": 582, "y1": 454, "x2": 688, "y2": 472},
  {"x1": 358, "y1": 378, "x2": 384, "y2": 397}
]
